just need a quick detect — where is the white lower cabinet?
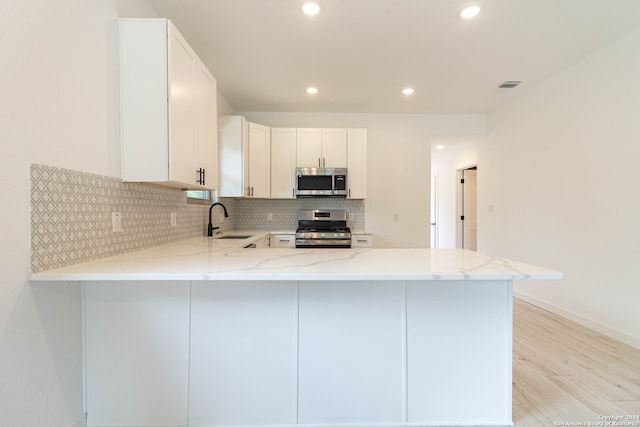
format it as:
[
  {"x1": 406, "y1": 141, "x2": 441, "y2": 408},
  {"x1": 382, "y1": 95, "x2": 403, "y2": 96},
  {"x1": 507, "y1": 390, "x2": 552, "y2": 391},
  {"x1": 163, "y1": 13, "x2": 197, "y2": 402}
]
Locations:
[
  {"x1": 270, "y1": 233, "x2": 296, "y2": 248},
  {"x1": 84, "y1": 281, "x2": 190, "y2": 426},
  {"x1": 297, "y1": 281, "x2": 405, "y2": 424},
  {"x1": 351, "y1": 233, "x2": 373, "y2": 247},
  {"x1": 189, "y1": 281, "x2": 298, "y2": 425},
  {"x1": 406, "y1": 280, "x2": 511, "y2": 424},
  {"x1": 83, "y1": 279, "x2": 512, "y2": 426}
]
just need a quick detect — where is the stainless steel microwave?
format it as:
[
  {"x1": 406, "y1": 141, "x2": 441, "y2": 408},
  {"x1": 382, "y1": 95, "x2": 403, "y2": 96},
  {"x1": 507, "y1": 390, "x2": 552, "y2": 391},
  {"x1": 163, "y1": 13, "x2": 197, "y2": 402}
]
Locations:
[{"x1": 295, "y1": 167, "x2": 347, "y2": 197}]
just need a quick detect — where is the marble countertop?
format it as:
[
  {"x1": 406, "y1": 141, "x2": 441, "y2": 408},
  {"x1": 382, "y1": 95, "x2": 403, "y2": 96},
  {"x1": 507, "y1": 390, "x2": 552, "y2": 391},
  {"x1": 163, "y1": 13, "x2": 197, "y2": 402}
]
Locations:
[{"x1": 29, "y1": 234, "x2": 562, "y2": 282}]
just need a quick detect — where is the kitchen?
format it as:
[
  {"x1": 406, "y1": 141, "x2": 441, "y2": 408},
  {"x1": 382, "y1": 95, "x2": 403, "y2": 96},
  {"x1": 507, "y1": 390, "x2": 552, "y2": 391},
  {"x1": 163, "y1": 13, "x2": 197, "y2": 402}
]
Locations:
[{"x1": 2, "y1": 1, "x2": 640, "y2": 427}]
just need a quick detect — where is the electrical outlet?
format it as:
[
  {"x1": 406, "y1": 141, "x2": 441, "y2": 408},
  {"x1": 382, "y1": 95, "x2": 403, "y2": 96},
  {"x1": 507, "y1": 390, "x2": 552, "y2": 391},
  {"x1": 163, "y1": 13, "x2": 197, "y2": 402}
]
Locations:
[
  {"x1": 171, "y1": 212, "x2": 177, "y2": 227},
  {"x1": 393, "y1": 212, "x2": 400, "y2": 222},
  {"x1": 267, "y1": 212, "x2": 273, "y2": 221},
  {"x1": 112, "y1": 212, "x2": 122, "y2": 232}
]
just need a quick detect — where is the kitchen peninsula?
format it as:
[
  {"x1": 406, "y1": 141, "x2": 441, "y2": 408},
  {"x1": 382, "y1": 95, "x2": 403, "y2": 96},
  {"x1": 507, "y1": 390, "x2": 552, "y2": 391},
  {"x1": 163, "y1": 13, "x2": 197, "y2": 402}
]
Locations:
[{"x1": 30, "y1": 236, "x2": 561, "y2": 427}]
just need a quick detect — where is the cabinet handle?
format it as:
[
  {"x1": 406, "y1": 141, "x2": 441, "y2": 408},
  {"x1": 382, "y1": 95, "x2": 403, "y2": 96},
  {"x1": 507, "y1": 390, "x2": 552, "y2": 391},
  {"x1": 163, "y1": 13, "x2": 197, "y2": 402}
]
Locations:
[
  {"x1": 202, "y1": 168, "x2": 205, "y2": 186},
  {"x1": 196, "y1": 168, "x2": 205, "y2": 185},
  {"x1": 251, "y1": 186, "x2": 254, "y2": 197},
  {"x1": 323, "y1": 158, "x2": 326, "y2": 167},
  {"x1": 318, "y1": 157, "x2": 321, "y2": 167},
  {"x1": 292, "y1": 188, "x2": 295, "y2": 197},
  {"x1": 246, "y1": 186, "x2": 251, "y2": 197},
  {"x1": 349, "y1": 188, "x2": 351, "y2": 198}
]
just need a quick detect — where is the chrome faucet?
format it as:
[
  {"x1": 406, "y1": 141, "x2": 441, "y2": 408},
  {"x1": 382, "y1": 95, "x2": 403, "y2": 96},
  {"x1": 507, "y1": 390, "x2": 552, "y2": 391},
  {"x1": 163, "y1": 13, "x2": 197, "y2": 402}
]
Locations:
[{"x1": 208, "y1": 202, "x2": 229, "y2": 236}]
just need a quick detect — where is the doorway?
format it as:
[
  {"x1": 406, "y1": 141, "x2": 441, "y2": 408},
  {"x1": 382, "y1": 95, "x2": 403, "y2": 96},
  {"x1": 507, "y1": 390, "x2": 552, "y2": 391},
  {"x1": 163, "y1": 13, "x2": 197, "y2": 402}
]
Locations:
[{"x1": 457, "y1": 166, "x2": 477, "y2": 251}]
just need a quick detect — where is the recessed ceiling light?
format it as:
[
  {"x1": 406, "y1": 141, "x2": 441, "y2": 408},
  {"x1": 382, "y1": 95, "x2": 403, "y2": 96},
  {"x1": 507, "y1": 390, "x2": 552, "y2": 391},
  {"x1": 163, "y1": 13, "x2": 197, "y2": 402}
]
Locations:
[
  {"x1": 460, "y1": 5, "x2": 481, "y2": 19},
  {"x1": 402, "y1": 88, "x2": 414, "y2": 95},
  {"x1": 435, "y1": 144, "x2": 446, "y2": 150},
  {"x1": 302, "y1": 2, "x2": 321, "y2": 16},
  {"x1": 306, "y1": 87, "x2": 318, "y2": 94}
]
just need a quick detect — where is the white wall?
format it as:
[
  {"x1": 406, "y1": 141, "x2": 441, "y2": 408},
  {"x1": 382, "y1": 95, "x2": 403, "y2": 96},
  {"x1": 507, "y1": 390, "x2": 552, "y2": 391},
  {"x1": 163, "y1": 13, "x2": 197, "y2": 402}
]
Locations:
[
  {"x1": 430, "y1": 139, "x2": 478, "y2": 248},
  {"x1": 241, "y1": 112, "x2": 486, "y2": 248},
  {"x1": 480, "y1": 28, "x2": 640, "y2": 348},
  {"x1": 0, "y1": 1, "x2": 159, "y2": 426}
]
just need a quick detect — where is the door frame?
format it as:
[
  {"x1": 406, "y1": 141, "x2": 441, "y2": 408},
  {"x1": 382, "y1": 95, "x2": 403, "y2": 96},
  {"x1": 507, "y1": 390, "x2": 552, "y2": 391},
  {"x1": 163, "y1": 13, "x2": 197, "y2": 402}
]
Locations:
[{"x1": 455, "y1": 163, "x2": 477, "y2": 249}]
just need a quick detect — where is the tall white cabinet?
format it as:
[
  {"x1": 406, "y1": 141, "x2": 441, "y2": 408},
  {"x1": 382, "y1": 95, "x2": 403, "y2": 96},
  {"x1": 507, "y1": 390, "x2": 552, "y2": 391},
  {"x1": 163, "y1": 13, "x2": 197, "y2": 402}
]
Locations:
[{"x1": 120, "y1": 19, "x2": 218, "y2": 190}]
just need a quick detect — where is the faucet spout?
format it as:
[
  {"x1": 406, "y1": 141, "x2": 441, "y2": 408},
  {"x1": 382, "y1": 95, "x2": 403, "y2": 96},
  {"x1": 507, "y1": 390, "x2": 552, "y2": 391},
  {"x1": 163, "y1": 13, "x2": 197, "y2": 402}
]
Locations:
[{"x1": 208, "y1": 202, "x2": 229, "y2": 236}]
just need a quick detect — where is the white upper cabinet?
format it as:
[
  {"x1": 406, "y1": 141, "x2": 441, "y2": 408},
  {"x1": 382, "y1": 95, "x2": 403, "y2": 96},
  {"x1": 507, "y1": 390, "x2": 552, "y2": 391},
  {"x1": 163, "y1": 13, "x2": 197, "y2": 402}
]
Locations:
[
  {"x1": 218, "y1": 115, "x2": 248, "y2": 197},
  {"x1": 321, "y1": 129, "x2": 347, "y2": 168},
  {"x1": 196, "y1": 62, "x2": 219, "y2": 190},
  {"x1": 347, "y1": 129, "x2": 367, "y2": 199},
  {"x1": 120, "y1": 19, "x2": 218, "y2": 190},
  {"x1": 296, "y1": 128, "x2": 347, "y2": 168},
  {"x1": 248, "y1": 122, "x2": 271, "y2": 198},
  {"x1": 218, "y1": 117, "x2": 271, "y2": 198},
  {"x1": 271, "y1": 128, "x2": 297, "y2": 199},
  {"x1": 296, "y1": 128, "x2": 322, "y2": 168}
]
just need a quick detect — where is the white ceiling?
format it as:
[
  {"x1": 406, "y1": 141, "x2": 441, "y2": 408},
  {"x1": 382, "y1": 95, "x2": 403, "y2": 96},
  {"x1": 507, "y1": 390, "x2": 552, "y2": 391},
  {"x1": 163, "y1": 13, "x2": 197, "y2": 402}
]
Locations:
[{"x1": 147, "y1": 0, "x2": 640, "y2": 114}]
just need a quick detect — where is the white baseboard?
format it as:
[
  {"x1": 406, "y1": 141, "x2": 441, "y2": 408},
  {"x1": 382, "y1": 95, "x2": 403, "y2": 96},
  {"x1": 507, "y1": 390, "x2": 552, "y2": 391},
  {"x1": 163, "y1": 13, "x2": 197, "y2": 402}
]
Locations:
[
  {"x1": 514, "y1": 291, "x2": 640, "y2": 350},
  {"x1": 69, "y1": 413, "x2": 86, "y2": 427}
]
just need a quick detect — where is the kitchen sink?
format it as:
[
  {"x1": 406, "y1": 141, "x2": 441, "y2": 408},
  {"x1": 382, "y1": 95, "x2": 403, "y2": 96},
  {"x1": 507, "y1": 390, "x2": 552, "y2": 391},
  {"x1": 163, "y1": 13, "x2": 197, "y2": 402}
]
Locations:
[{"x1": 215, "y1": 235, "x2": 253, "y2": 239}]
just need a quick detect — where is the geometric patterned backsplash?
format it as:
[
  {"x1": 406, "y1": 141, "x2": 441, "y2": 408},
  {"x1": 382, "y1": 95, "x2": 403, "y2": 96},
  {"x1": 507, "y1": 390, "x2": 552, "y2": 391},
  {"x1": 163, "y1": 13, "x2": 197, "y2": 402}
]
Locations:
[
  {"x1": 30, "y1": 164, "x2": 366, "y2": 273},
  {"x1": 29, "y1": 164, "x2": 233, "y2": 273},
  {"x1": 234, "y1": 198, "x2": 365, "y2": 231}
]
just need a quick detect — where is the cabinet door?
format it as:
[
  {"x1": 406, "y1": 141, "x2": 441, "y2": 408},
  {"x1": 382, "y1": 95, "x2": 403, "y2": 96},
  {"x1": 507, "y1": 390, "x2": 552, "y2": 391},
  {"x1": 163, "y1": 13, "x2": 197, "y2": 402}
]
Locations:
[
  {"x1": 406, "y1": 281, "x2": 512, "y2": 424},
  {"x1": 218, "y1": 115, "x2": 248, "y2": 197},
  {"x1": 298, "y1": 281, "x2": 405, "y2": 424},
  {"x1": 321, "y1": 128, "x2": 347, "y2": 168},
  {"x1": 296, "y1": 128, "x2": 322, "y2": 167},
  {"x1": 84, "y1": 281, "x2": 190, "y2": 426},
  {"x1": 271, "y1": 128, "x2": 297, "y2": 198},
  {"x1": 168, "y1": 22, "x2": 197, "y2": 186},
  {"x1": 120, "y1": 19, "x2": 169, "y2": 184},
  {"x1": 189, "y1": 281, "x2": 298, "y2": 425},
  {"x1": 195, "y1": 61, "x2": 218, "y2": 190},
  {"x1": 347, "y1": 128, "x2": 367, "y2": 198},
  {"x1": 248, "y1": 122, "x2": 271, "y2": 197}
]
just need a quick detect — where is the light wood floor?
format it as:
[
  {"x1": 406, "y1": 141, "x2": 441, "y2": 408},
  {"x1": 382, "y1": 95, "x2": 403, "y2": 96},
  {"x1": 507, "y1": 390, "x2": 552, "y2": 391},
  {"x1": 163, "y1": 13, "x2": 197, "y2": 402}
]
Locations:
[{"x1": 512, "y1": 298, "x2": 640, "y2": 426}]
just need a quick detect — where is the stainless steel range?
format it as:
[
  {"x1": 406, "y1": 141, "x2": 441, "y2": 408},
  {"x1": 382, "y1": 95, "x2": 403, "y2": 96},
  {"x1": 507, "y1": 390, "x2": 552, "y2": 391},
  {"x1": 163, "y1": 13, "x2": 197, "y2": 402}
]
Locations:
[{"x1": 295, "y1": 210, "x2": 351, "y2": 248}]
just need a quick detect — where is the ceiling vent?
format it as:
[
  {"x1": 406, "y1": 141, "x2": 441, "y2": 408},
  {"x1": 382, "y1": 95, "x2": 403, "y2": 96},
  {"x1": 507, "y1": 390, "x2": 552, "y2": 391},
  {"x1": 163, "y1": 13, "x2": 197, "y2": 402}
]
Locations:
[{"x1": 497, "y1": 80, "x2": 522, "y2": 89}]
